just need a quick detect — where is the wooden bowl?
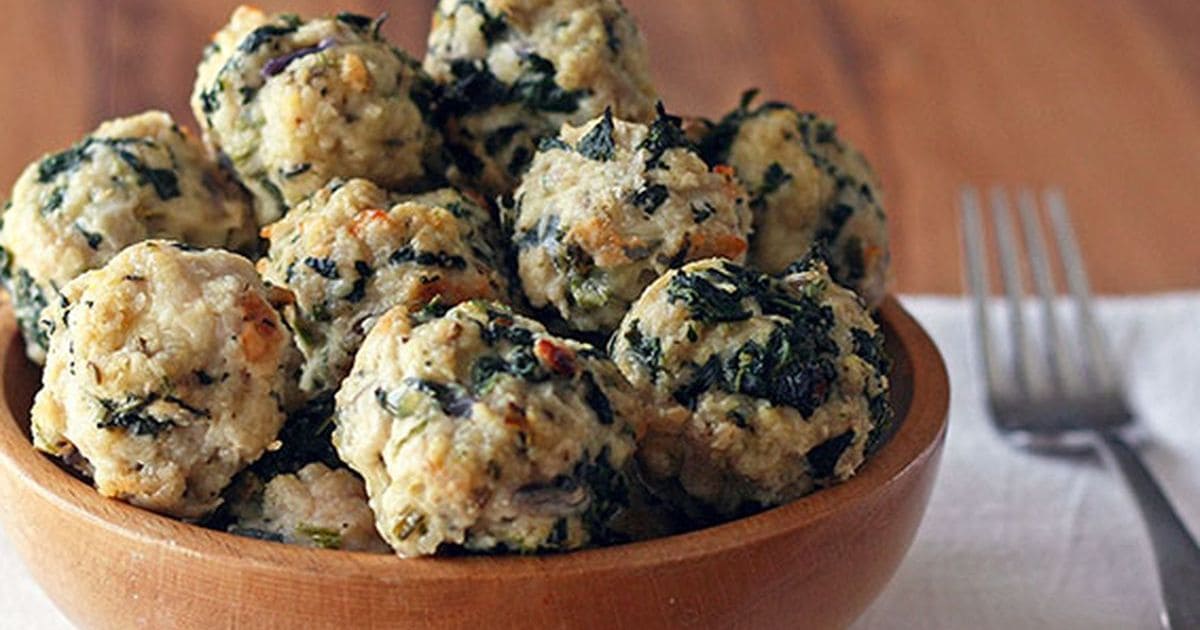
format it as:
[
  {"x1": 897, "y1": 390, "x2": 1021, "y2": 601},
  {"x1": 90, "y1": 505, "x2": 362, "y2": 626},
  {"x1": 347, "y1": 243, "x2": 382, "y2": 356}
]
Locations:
[{"x1": 0, "y1": 296, "x2": 947, "y2": 630}]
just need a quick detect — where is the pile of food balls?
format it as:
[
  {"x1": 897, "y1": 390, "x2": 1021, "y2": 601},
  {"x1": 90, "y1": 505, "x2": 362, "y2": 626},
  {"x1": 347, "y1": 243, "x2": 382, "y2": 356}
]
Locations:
[{"x1": 0, "y1": 1, "x2": 892, "y2": 557}]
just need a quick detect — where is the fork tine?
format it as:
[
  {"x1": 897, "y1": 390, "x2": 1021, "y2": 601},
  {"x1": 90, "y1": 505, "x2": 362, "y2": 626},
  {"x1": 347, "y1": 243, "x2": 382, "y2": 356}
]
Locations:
[
  {"x1": 1015, "y1": 188, "x2": 1077, "y2": 394},
  {"x1": 959, "y1": 187, "x2": 1004, "y2": 397},
  {"x1": 989, "y1": 187, "x2": 1037, "y2": 395},
  {"x1": 1044, "y1": 189, "x2": 1118, "y2": 393}
]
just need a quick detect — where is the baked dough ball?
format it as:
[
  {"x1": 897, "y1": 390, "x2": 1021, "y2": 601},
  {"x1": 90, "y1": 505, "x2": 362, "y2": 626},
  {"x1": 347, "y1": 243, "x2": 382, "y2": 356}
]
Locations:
[
  {"x1": 227, "y1": 463, "x2": 389, "y2": 553},
  {"x1": 698, "y1": 91, "x2": 890, "y2": 307},
  {"x1": 334, "y1": 300, "x2": 646, "y2": 556},
  {"x1": 192, "y1": 7, "x2": 442, "y2": 223},
  {"x1": 424, "y1": 0, "x2": 658, "y2": 197},
  {"x1": 30, "y1": 241, "x2": 292, "y2": 520},
  {"x1": 610, "y1": 256, "x2": 891, "y2": 518},
  {"x1": 259, "y1": 178, "x2": 508, "y2": 394},
  {"x1": 508, "y1": 108, "x2": 751, "y2": 333},
  {"x1": 0, "y1": 110, "x2": 256, "y2": 363}
]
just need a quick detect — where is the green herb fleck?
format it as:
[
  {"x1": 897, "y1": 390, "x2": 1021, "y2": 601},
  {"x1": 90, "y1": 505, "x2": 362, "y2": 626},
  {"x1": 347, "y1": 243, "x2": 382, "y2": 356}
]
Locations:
[
  {"x1": 621, "y1": 322, "x2": 661, "y2": 383},
  {"x1": 238, "y1": 23, "x2": 299, "y2": 54},
  {"x1": 576, "y1": 108, "x2": 616, "y2": 161},
  {"x1": 304, "y1": 257, "x2": 339, "y2": 279},
  {"x1": 96, "y1": 394, "x2": 174, "y2": 436},
  {"x1": 75, "y1": 224, "x2": 103, "y2": 250},
  {"x1": 639, "y1": 102, "x2": 692, "y2": 169},
  {"x1": 631, "y1": 184, "x2": 669, "y2": 214},
  {"x1": 296, "y1": 524, "x2": 342, "y2": 550},
  {"x1": 807, "y1": 430, "x2": 855, "y2": 480}
]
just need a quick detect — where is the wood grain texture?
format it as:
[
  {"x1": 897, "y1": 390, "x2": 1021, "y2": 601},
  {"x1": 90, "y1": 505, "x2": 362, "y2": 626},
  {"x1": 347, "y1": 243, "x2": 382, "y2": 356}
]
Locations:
[
  {"x1": 0, "y1": 297, "x2": 949, "y2": 629},
  {"x1": 1, "y1": 0, "x2": 1198, "y2": 294}
]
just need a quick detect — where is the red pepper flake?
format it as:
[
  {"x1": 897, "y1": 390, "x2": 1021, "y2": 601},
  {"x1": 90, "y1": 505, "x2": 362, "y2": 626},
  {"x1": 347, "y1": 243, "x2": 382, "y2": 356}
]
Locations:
[{"x1": 535, "y1": 338, "x2": 576, "y2": 376}]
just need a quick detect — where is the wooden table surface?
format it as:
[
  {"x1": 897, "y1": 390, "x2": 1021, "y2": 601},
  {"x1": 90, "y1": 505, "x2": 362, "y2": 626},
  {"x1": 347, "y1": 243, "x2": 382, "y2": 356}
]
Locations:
[{"x1": 3, "y1": 0, "x2": 1197, "y2": 295}]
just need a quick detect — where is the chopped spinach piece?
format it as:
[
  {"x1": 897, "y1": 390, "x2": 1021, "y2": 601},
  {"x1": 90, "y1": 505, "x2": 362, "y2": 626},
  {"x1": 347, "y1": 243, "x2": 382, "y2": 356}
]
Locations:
[
  {"x1": 238, "y1": 23, "x2": 299, "y2": 54},
  {"x1": 199, "y1": 86, "x2": 221, "y2": 115},
  {"x1": 576, "y1": 108, "x2": 616, "y2": 161},
  {"x1": 671, "y1": 355, "x2": 723, "y2": 409},
  {"x1": 440, "y1": 55, "x2": 584, "y2": 120},
  {"x1": 443, "y1": 60, "x2": 511, "y2": 115},
  {"x1": 37, "y1": 142, "x2": 91, "y2": 183},
  {"x1": 865, "y1": 393, "x2": 893, "y2": 453},
  {"x1": 470, "y1": 345, "x2": 544, "y2": 394},
  {"x1": 96, "y1": 394, "x2": 174, "y2": 436},
  {"x1": 691, "y1": 202, "x2": 715, "y2": 224},
  {"x1": 510, "y1": 53, "x2": 585, "y2": 113},
  {"x1": 813, "y1": 202, "x2": 854, "y2": 243},
  {"x1": 281, "y1": 162, "x2": 311, "y2": 179},
  {"x1": 538, "y1": 136, "x2": 571, "y2": 152},
  {"x1": 696, "y1": 88, "x2": 790, "y2": 166},
  {"x1": 666, "y1": 264, "x2": 753, "y2": 323},
  {"x1": 667, "y1": 262, "x2": 842, "y2": 416},
  {"x1": 582, "y1": 372, "x2": 613, "y2": 425},
  {"x1": 334, "y1": 12, "x2": 373, "y2": 30},
  {"x1": 42, "y1": 186, "x2": 66, "y2": 215},
  {"x1": 388, "y1": 246, "x2": 467, "y2": 270},
  {"x1": 74, "y1": 224, "x2": 103, "y2": 250},
  {"x1": 12, "y1": 269, "x2": 49, "y2": 354},
  {"x1": 639, "y1": 102, "x2": 692, "y2": 169},
  {"x1": 574, "y1": 446, "x2": 630, "y2": 543},
  {"x1": 163, "y1": 395, "x2": 211, "y2": 419},
  {"x1": 851, "y1": 327, "x2": 888, "y2": 374},
  {"x1": 248, "y1": 391, "x2": 340, "y2": 475},
  {"x1": 345, "y1": 260, "x2": 373, "y2": 303},
  {"x1": 807, "y1": 430, "x2": 855, "y2": 480},
  {"x1": 631, "y1": 184, "x2": 669, "y2": 214},
  {"x1": 621, "y1": 322, "x2": 661, "y2": 383},
  {"x1": 461, "y1": 0, "x2": 509, "y2": 45},
  {"x1": 405, "y1": 378, "x2": 474, "y2": 417},
  {"x1": 114, "y1": 148, "x2": 179, "y2": 200},
  {"x1": 514, "y1": 213, "x2": 559, "y2": 252},
  {"x1": 751, "y1": 162, "x2": 792, "y2": 210},
  {"x1": 478, "y1": 309, "x2": 535, "y2": 346},
  {"x1": 303, "y1": 257, "x2": 340, "y2": 280}
]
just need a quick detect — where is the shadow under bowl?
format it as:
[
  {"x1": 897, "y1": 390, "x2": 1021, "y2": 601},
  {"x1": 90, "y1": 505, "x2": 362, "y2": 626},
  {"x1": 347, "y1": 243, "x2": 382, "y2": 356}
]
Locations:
[{"x1": 0, "y1": 296, "x2": 948, "y2": 630}]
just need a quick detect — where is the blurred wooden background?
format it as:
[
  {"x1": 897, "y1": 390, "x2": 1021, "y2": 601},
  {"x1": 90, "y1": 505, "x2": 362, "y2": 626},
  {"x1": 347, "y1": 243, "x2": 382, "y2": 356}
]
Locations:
[{"x1": 2, "y1": 0, "x2": 1198, "y2": 295}]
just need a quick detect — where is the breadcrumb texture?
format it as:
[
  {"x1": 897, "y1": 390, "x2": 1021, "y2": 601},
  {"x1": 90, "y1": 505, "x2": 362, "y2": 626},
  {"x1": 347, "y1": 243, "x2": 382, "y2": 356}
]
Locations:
[
  {"x1": 334, "y1": 300, "x2": 647, "y2": 556},
  {"x1": 699, "y1": 93, "x2": 890, "y2": 307},
  {"x1": 259, "y1": 178, "x2": 508, "y2": 394},
  {"x1": 511, "y1": 110, "x2": 751, "y2": 333},
  {"x1": 30, "y1": 241, "x2": 291, "y2": 520},
  {"x1": 228, "y1": 463, "x2": 390, "y2": 552},
  {"x1": 610, "y1": 257, "x2": 891, "y2": 518},
  {"x1": 0, "y1": 110, "x2": 256, "y2": 363},
  {"x1": 192, "y1": 6, "x2": 442, "y2": 223},
  {"x1": 424, "y1": 0, "x2": 658, "y2": 196}
]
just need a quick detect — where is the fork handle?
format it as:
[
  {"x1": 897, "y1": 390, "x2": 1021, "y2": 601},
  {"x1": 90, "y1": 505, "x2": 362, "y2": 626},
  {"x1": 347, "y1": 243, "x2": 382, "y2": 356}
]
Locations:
[{"x1": 1096, "y1": 432, "x2": 1200, "y2": 629}]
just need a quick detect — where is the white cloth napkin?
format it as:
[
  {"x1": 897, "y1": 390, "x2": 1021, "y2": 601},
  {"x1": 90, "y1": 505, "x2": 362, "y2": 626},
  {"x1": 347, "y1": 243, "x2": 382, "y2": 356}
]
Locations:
[
  {"x1": 2, "y1": 293, "x2": 1198, "y2": 629},
  {"x1": 856, "y1": 293, "x2": 1200, "y2": 630}
]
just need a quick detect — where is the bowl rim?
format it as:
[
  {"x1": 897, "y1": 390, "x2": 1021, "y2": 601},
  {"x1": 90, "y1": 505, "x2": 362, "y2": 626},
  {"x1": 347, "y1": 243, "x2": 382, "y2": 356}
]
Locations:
[{"x1": 0, "y1": 295, "x2": 948, "y2": 579}]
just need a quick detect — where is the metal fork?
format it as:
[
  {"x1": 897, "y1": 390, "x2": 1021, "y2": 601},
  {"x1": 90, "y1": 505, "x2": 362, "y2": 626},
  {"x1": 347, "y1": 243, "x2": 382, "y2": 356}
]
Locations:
[{"x1": 960, "y1": 186, "x2": 1200, "y2": 629}]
